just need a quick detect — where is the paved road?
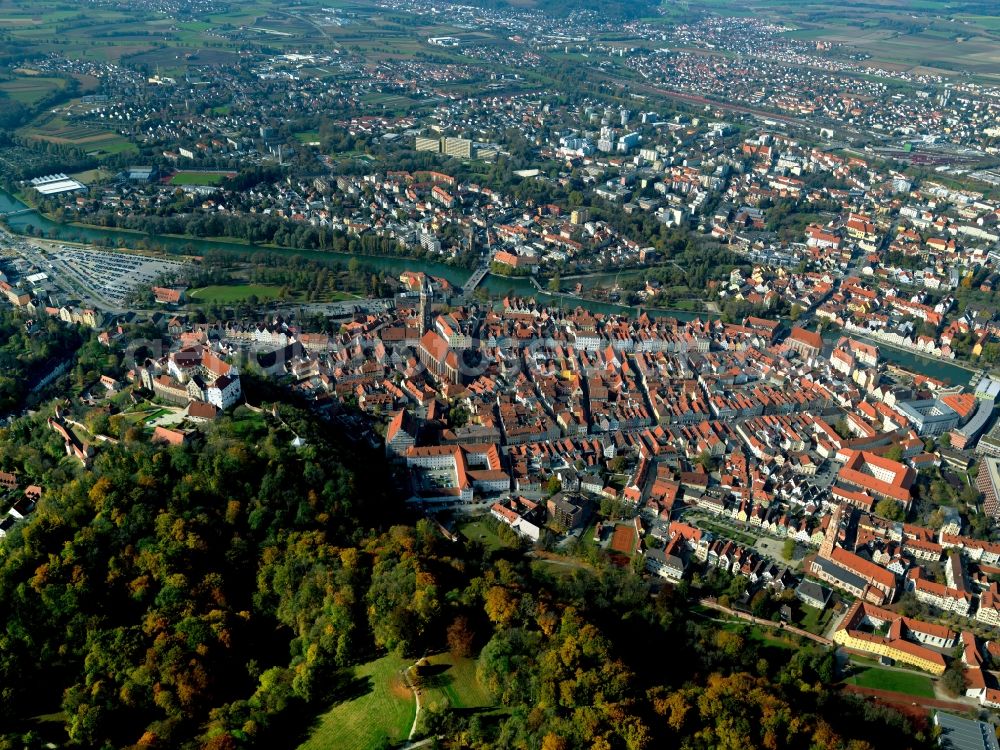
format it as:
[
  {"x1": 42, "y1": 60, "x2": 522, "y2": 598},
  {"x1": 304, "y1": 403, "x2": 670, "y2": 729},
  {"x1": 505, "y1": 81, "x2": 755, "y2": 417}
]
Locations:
[
  {"x1": 462, "y1": 259, "x2": 491, "y2": 294},
  {"x1": 844, "y1": 683, "x2": 975, "y2": 715},
  {"x1": 147, "y1": 407, "x2": 187, "y2": 428},
  {"x1": 401, "y1": 738, "x2": 438, "y2": 750}
]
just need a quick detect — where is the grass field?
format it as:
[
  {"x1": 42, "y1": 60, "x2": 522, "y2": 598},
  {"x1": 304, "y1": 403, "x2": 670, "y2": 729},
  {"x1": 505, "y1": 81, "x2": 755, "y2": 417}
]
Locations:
[
  {"x1": 298, "y1": 653, "x2": 415, "y2": 750},
  {"x1": 418, "y1": 653, "x2": 493, "y2": 710},
  {"x1": 578, "y1": 519, "x2": 601, "y2": 550},
  {"x1": 845, "y1": 666, "x2": 936, "y2": 698},
  {"x1": 457, "y1": 518, "x2": 513, "y2": 553},
  {"x1": 169, "y1": 171, "x2": 233, "y2": 186},
  {"x1": 110, "y1": 406, "x2": 163, "y2": 430},
  {"x1": 0, "y1": 76, "x2": 66, "y2": 104},
  {"x1": 325, "y1": 290, "x2": 363, "y2": 302},
  {"x1": 796, "y1": 604, "x2": 833, "y2": 635},
  {"x1": 743, "y1": 624, "x2": 798, "y2": 651},
  {"x1": 295, "y1": 130, "x2": 321, "y2": 144},
  {"x1": 70, "y1": 168, "x2": 114, "y2": 185},
  {"x1": 188, "y1": 284, "x2": 282, "y2": 303},
  {"x1": 20, "y1": 114, "x2": 136, "y2": 156}
]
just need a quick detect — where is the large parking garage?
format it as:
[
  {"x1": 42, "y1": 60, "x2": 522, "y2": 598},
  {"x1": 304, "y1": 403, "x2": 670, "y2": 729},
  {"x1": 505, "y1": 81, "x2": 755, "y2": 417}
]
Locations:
[{"x1": 46, "y1": 246, "x2": 189, "y2": 306}]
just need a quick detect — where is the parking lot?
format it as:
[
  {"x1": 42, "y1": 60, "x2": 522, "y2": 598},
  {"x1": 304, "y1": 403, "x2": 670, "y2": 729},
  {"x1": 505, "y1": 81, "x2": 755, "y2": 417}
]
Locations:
[
  {"x1": 45, "y1": 246, "x2": 189, "y2": 306},
  {"x1": 413, "y1": 467, "x2": 458, "y2": 492}
]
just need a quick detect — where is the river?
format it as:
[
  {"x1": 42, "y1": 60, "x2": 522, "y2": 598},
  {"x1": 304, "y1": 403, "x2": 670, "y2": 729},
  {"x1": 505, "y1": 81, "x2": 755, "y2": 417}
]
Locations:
[
  {"x1": 0, "y1": 190, "x2": 974, "y2": 386},
  {"x1": 0, "y1": 189, "x2": 705, "y2": 320},
  {"x1": 822, "y1": 332, "x2": 973, "y2": 387}
]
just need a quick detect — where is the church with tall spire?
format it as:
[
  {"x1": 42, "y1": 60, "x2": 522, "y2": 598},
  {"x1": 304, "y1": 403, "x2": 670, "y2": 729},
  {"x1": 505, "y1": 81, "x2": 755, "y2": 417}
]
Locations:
[{"x1": 418, "y1": 274, "x2": 433, "y2": 334}]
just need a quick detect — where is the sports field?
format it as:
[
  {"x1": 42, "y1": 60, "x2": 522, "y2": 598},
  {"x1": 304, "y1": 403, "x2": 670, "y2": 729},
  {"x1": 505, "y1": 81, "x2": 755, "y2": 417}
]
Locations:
[
  {"x1": 169, "y1": 171, "x2": 234, "y2": 186},
  {"x1": 69, "y1": 168, "x2": 114, "y2": 185},
  {"x1": 188, "y1": 284, "x2": 281, "y2": 303}
]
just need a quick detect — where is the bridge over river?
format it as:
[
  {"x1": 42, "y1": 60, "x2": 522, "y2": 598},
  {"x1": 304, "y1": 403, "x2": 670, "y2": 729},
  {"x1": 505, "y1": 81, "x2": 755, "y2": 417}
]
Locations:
[{"x1": 461, "y1": 261, "x2": 490, "y2": 294}]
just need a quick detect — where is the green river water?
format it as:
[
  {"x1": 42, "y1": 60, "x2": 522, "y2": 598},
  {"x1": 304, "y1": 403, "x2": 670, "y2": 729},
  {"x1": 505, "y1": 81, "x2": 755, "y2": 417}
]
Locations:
[{"x1": 0, "y1": 190, "x2": 972, "y2": 385}]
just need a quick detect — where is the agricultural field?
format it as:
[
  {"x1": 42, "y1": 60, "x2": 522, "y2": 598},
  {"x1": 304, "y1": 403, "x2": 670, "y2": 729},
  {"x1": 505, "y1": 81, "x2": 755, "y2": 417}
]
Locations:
[
  {"x1": 844, "y1": 666, "x2": 936, "y2": 698},
  {"x1": 297, "y1": 653, "x2": 415, "y2": 750},
  {"x1": 693, "y1": 0, "x2": 1000, "y2": 80},
  {"x1": 169, "y1": 171, "x2": 234, "y2": 186},
  {"x1": 956, "y1": 14, "x2": 1000, "y2": 32},
  {"x1": 188, "y1": 284, "x2": 282, "y2": 303},
  {"x1": 0, "y1": 1, "x2": 150, "y2": 59},
  {"x1": 838, "y1": 31, "x2": 1000, "y2": 78},
  {"x1": 0, "y1": 76, "x2": 67, "y2": 105},
  {"x1": 0, "y1": 0, "x2": 487, "y2": 76},
  {"x1": 0, "y1": 0, "x2": 313, "y2": 64},
  {"x1": 203, "y1": 0, "x2": 280, "y2": 27},
  {"x1": 19, "y1": 115, "x2": 136, "y2": 157}
]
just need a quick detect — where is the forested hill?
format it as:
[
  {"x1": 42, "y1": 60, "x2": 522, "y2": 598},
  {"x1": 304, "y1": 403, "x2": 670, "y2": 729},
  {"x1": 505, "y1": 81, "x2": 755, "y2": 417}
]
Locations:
[
  {"x1": 0, "y1": 406, "x2": 393, "y2": 750},
  {"x1": 0, "y1": 405, "x2": 934, "y2": 750}
]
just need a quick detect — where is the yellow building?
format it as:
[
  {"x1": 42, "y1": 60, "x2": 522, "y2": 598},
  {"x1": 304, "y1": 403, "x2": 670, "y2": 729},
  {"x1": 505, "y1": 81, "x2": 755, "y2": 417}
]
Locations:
[
  {"x1": 833, "y1": 601, "x2": 951, "y2": 676},
  {"x1": 833, "y1": 628, "x2": 946, "y2": 675}
]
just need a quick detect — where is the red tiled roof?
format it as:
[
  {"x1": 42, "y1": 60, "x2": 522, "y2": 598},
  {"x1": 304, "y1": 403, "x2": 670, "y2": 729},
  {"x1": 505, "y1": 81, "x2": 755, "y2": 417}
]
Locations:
[
  {"x1": 837, "y1": 450, "x2": 914, "y2": 503},
  {"x1": 386, "y1": 410, "x2": 408, "y2": 443},
  {"x1": 830, "y1": 547, "x2": 896, "y2": 590},
  {"x1": 152, "y1": 426, "x2": 186, "y2": 446},
  {"x1": 788, "y1": 326, "x2": 823, "y2": 350}
]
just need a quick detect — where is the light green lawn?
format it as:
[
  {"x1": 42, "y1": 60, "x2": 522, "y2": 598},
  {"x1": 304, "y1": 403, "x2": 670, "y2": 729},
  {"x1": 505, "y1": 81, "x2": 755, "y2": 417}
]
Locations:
[
  {"x1": 188, "y1": 284, "x2": 281, "y2": 303},
  {"x1": 457, "y1": 518, "x2": 513, "y2": 553},
  {"x1": 170, "y1": 171, "x2": 230, "y2": 186},
  {"x1": 419, "y1": 653, "x2": 493, "y2": 710},
  {"x1": 846, "y1": 666, "x2": 935, "y2": 698},
  {"x1": 298, "y1": 653, "x2": 415, "y2": 750}
]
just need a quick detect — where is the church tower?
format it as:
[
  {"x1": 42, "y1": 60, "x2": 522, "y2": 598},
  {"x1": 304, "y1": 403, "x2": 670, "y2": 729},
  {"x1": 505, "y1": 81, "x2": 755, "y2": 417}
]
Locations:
[
  {"x1": 418, "y1": 275, "x2": 432, "y2": 334},
  {"x1": 820, "y1": 502, "x2": 843, "y2": 559}
]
